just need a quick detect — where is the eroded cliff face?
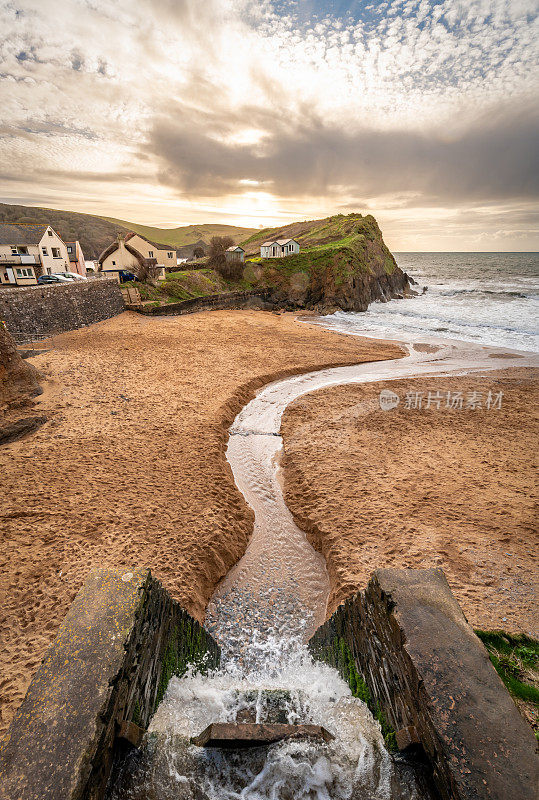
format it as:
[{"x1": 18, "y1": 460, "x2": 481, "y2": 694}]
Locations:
[
  {"x1": 0, "y1": 326, "x2": 44, "y2": 442},
  {"x1": 0, "y1": 326, "x2": 41, "y2": 410},
  {"x1": 244, "y1": 214, "x2": 414, "y2": 314}
]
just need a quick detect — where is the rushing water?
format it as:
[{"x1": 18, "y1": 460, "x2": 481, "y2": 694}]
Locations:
[
  {"x1": 109, "y1": 332, "x2": 539, "y2": 800},
  {"x1": 320, "y1": 252, "x2": 539, "y2": 353}
]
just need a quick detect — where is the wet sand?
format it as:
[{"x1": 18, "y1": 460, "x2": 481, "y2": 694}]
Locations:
[
  {"x1": 0, "y1": 310, "x2": 400, "y2": 735},
  {"x1": 281, "y1": 367, "x2": 539, "y2": 634}
]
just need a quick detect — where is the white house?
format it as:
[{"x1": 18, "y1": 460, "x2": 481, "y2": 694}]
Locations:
[
  {"x1": 0, "y1": 223, "x2": 71, "y2": 287},
  {"x1": 98, "y1": 232, "x2": 176, "y2": 280},
  {"x1": 260, "y1": 239, "x2": 300, "y2": 258}
]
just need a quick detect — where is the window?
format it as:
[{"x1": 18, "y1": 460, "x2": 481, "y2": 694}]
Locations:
[
  {"x1": 42, "y1": 247, "x2": 48, "y2": 255},
  {"x1": 148, "y1": 250, "x2": 154, "y2": 257},
  {"x1": 167, "y1": 252, "x2": 173, "y2": 258},
  {"x1": 11, "y1": 247, "x2": 17, "y2": 255},
  {"x1": 47, "y1": 229, "x2": 53, "y2": 236},
  {"x1": 16, "y1": 267, "x2": 33, "y2": 278},
  {"x1": 112, "y1": 260, "x2": 116, "y2": 265},
  {"x1": 51, "y1": 248, "x2": 61, "y2": 258},
  {"x1": 67, "y1": 246, "x2": 72, "y2": 253}
]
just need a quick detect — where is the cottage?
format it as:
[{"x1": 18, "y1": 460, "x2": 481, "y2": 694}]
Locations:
[
  {"x1": 98, "y1": 232, "x2": 176, "y2": 280},
  {"x1": 65, "y1": 241, "x2": 86, "y2": 276},
  {"x1": 225, "y1": 245, "x2": 245, "y2": 263},
  {"x1": 0, "y1": 223, "x2": 70, "y2": 287},
  {"x1": 260, "y1": 239, "x2": 300, "y2": 259}
]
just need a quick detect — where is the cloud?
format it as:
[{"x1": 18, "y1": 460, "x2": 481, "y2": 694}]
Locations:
[
  {"x1": 148, "y1": 98, "x2": 539, "y2": 204},
  {"x1": 0, "y1": 0, "x2": 537, "y2": 248}
]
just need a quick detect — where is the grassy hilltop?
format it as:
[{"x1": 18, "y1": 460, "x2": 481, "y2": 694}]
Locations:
[
  {"x1": 101, "y1": 216, "x2": 255, "y2": 251},
  {"x1": 239, "y1": 213, "x2": 398, "y2": 294}
]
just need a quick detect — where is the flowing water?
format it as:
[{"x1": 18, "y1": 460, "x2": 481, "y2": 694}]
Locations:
[{"x1": 110, "y1": 333, "x2": 539, "y2": 800}]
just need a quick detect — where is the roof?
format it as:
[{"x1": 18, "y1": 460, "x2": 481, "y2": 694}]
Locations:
[
  {"x1": 226, "y1": 245, "x2": 245, "y2": 252},
  {"x1": 97, "y1": 239, "x2": 153, "y2": 270},
  {"x1": 261, "y1": 238, "x2": 298, "y2": 247},
  {"x1": 0, "y1": 222, "x2": 51, "y2": 246},
  {"x1": 125, "y1": 231, "x2": 173, "y2": 252}
]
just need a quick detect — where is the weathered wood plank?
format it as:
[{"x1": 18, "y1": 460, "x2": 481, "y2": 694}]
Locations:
[{"x1": 191, "y1": 722, "x2": 334, "y2": 748}]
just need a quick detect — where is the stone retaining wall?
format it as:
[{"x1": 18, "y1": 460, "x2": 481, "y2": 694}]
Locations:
[
  {"x1": 0, "y1": 568, "x2": 219, "y2": 800},
  {"x1": 309, "y1": 568, "x2": 538, "y2": 800},
  {"x1": 135, "y1": 289, "x2": 272, "y2": 316},
  {"x1": 0, "y1": 279, "x2": 125, "y2": 341}
]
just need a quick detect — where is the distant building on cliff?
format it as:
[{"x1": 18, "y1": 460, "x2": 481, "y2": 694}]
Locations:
[
  {"x1": 0, "y1": 223, "x2": 70, "y2": 287},
  {"x1": 260, "y1": 239, "x2": 300, "y2": 258},
  {"x1": 225, "y1": 245, "x2": 245, "y2": 263},
  {"x1": 98, "y1": 232, "x2": 176, "y2": 280}
]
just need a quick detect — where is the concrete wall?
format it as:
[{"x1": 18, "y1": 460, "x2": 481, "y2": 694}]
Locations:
[
  {"x1": 0, "y1": 568, "x2": 220, "y2": 800},
  {"x1": 0, "y1": 279, "x2": 125, "y2": 341},
  {"x1": 309, "y1": 568, "x2": 538, "y2": 800}
]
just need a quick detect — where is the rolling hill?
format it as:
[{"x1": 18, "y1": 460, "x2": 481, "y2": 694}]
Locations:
[
  {"x1": 0, "y1": 203, "x2": 255, "y2": 259},
  {"x1": 101, "y1": 217, "x2": 256, "y2": 251}
]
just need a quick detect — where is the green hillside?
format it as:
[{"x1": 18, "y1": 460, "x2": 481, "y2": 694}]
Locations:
[
  {"x1": 240, "y1": 213, "x2": 383, "y2": 256},
  {"x1": 101, "y1": 217, "x2": 256, "y2": 249},
  {"x1": 0, "y1": 203, "x2": 256, "y2": 259},
  {"x1": 0, "y1": 203, "x2": 126, "y2": 260}
]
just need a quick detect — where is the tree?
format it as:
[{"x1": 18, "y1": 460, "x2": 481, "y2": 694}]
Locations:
[
  {"x1": 207, "y1": 236, "x2": 242, "y2": 280},
  {"x1": 193, "y1": 246, "x2": 205, "y2": 259},
  {"x1": 136, "y1": 258, "x2": 162, "y2": 284},
  {"x1": 208, "y1": 236, "x2": 234, "y2": 264}
]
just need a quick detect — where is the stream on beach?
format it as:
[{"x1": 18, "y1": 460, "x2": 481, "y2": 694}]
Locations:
[{"x1": 109, "y1": 335, "x2": 538, "y2": 800}]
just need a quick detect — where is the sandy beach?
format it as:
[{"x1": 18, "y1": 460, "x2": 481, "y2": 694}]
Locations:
[
  {"x1": 281, "y1": 368, "x2": 539, "y2": 633},
  {"x1": 0, "y1": 310, "x2": 400, "y2": 735},
  {"x1": 1, "y1": 310, "x2": 538, "y2": 737}
]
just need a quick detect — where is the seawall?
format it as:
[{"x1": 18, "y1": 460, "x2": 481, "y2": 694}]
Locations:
[
  {"x1": 134, "y1": 289, "x2": 273, "y2": 316},
  {"x1": 0, "y1": 279, "x2": 125, "y2": 341}
]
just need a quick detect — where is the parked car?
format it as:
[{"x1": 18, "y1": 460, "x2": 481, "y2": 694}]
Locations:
[
  {"x1": 58, "y1": 271, "x2": 87, "y2": 281},
  {"x1": 119, "y1": 270, "x2": 138, "y2": 283},
  {"x1": 37, "y1": 274, "x2": 73, "y2": 284}
]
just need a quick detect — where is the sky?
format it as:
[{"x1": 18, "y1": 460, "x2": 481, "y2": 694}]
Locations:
[{"x1": 0, "y1": 0, "x2": 538, "y2": 250}]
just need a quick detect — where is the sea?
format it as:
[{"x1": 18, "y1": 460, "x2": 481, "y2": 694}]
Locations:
[{"x1": 319, "y1": 252, "x2": 539, "y2": 353}]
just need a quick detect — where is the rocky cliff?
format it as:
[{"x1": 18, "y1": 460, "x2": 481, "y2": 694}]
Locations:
[
  {"x1": 0, "y1": 325, "x2": 44, "y2": 443},
  {"x1": 242, "y1": 213, "x2": 413, "y2": 313}
]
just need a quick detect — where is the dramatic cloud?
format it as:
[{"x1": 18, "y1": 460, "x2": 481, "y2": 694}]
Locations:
[
  {"x1": 148, "y1": 100, "x2": 539, "y2": 202},
  {"x1": 1, "y1": 0, "x2": 538, "y2": 249}
]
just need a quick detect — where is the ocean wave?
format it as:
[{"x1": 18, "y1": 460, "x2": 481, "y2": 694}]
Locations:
[{"x1": 438, "y1": 289, "x2": 530, "y2": 299}]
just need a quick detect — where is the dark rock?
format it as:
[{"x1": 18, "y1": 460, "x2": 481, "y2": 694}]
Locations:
[
  {"x1": 0, "y1": 325, "x2": 42, "y2": 410},
  {"x1": 0, "y1": 415, "x2": 47, "y2": 445}
]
